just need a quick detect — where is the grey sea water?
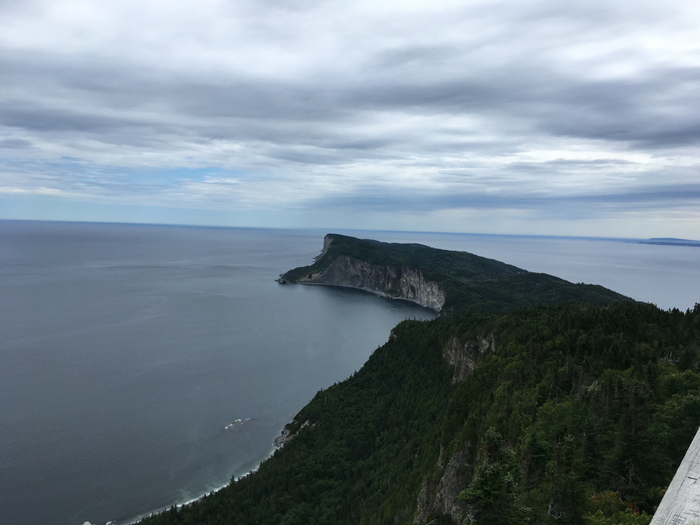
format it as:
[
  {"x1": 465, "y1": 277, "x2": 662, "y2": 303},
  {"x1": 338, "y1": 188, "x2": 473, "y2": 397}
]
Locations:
[
  {"x1": 0, "y1": 222, "x2": 434, "y2": 525},
  {"x1": 0, "y1": 221, "x2": 698, "y2": 525}
]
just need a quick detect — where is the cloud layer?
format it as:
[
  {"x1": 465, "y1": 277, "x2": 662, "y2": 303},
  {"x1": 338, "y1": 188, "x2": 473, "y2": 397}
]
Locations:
[{"x1": 1, "y1": 0, "x2": 699, "y2": 235}]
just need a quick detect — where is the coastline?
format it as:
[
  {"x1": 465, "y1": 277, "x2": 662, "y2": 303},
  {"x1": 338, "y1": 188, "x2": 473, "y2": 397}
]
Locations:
[
  {"x1": 281, "y1": 280, "x2": 444, "y2": 313},
  {"x1": 121, "y1": 428, "x2": 288, "y2": 525}
]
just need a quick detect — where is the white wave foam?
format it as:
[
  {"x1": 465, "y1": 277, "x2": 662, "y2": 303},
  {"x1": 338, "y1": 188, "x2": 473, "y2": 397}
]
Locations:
[
  {"x1": 119, "y1": 423, "x2": 283, "y2": 525},
  {"x1": 223, "y1": 417, "x2": 252, "y2": 430}
]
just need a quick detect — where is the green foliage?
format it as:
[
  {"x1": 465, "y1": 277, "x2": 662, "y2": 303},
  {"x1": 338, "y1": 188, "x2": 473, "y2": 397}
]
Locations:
[
  {"x1": 281, "y1": 234, "x2": 525, "y2": 283},
  {"x1": 459, "y1": 428, "x2": 531, "y2": 525},
  {"x1": 441, "y1": 302, "x2": 700, "y2": 524},
  {"x1": 582, "y1": 491, "x2": 652, "y2": 525}
]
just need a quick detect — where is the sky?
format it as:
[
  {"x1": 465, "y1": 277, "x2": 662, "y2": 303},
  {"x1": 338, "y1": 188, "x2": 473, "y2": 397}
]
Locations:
[{"x1": 1, "y1": 0, "x2": 699, "y2": 238}]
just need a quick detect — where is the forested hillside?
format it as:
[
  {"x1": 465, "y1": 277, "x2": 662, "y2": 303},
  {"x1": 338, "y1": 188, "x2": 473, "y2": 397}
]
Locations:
[{"x1": 140, "y1": 301, "x2": 700, "y2": 525}]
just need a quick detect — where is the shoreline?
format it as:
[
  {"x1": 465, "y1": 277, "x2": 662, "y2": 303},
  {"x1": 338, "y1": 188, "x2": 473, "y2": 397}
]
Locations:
[
  {"x1": 280, "y1": 280, "x2": 443, "y2": 314},
  {"x1": 121, "y1": 427, "x2": 288, "y2": 525}
]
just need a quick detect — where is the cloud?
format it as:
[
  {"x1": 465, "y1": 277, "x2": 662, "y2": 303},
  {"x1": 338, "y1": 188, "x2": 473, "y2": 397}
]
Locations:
[
  {"x1": 0, "y1": 138, "x2": 33, "y2": 149},
  {"x1": 0, "y1": 0, "x2": 699, "y2": 235}
]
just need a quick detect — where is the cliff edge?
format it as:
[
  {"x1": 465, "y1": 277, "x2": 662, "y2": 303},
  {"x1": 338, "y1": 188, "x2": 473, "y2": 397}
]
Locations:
[
  {"x1": 279, "y1": 234, "x2": 446, "y2": 311},
  {"x1": 298, "y1": 254, "x2": 445, "y2": 311}
]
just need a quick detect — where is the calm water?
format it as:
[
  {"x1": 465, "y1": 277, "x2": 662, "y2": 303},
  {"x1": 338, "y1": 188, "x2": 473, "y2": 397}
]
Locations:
[
  {"x1": 1, "y1": 222, "x2": 698, "y2": 525},
  {"x1": 0, "y1": 222, "x2": 434, "y2": 525}
]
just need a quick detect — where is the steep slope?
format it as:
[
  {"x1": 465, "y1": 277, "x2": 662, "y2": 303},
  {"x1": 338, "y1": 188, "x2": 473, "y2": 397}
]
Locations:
[
  {"x1": 279, "y1": 234, "x2": 629, "y2": 313},
  {"x1": 139, "y1": 302, "x2": 700, "y2": 525}
]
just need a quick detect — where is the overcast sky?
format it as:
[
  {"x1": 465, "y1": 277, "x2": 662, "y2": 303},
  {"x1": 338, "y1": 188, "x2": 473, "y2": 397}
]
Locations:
[{"x1": 1, "y1": 0, "x2": 699, "y2": 237}]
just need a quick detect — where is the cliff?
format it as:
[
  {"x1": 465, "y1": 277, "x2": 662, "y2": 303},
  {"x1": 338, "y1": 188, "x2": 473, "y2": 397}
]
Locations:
[{"x1": 294, "y1": 254, "x2": 446, "y2": 311}]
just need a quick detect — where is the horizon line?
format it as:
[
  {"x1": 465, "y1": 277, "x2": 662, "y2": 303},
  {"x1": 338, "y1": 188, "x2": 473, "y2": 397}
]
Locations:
[{"x1": 1, "y1": 217, "x2": 685, "y2": 244}]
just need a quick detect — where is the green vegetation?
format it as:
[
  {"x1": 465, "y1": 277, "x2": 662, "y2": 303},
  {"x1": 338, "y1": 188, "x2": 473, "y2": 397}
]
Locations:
[
  {"x1": 139, "y1": 236, "x2": 700, "y2": 525},
  {"x1": 280, "y1": 234, "x2": 527, "y2": 283},
  {"x1": 280, "y1": 234, "x2": 629, "y2": 312}
]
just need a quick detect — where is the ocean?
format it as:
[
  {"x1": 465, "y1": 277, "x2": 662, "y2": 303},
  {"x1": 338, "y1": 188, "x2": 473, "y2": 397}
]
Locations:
[{"x1": 1, "y1": 221, "x2": 698, "y2": 525}]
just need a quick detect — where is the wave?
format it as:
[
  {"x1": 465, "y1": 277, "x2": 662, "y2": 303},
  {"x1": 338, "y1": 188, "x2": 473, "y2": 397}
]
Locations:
[
  {"x1": 118, "y1": 426, "x2": 281, "y2": 525},
  {"x1": 223, "y1": 417, "x2": 252, "y2": 430}
]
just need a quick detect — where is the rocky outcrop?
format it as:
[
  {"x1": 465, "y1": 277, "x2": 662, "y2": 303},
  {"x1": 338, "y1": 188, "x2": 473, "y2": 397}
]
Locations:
[
  {"x1": 443, "y1": 334, "x2": 494, "y2": 384},
  {"x1": 415, "y1": 448, "x2": 473, "y2": 525},
  {"x1": 277, "y1": 419, "x2": 313, "y2": 449},
  {"x1": 414, "y1": 335, "x2": 495, "y2": 523},
  {"x1": 296, "y1": 255, "x2": 446, "y2": 312},
  {"x1": 314, "y1": 235, "x2": 334, "y2": 262}
]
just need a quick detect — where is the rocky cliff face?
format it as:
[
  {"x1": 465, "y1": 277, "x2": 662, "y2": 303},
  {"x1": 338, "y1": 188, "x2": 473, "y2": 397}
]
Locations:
[
  {"x1": 295, "y1": 255, "x2": 446, "y2": 312},
  {"x1": 414, "y1": 334, "x2": 495, "y2": 524},
  {"x1": 443, "y1": 334, "x2": 495, "y2": 383},
  {"x1": 415, "y1": 448, "x2": 472, "y2": 525},
  {"x1": 313, "y1": 235, "x2": 334, "y2": 261}
]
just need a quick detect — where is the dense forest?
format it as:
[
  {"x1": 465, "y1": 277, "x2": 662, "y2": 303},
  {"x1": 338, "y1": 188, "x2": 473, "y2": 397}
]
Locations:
[{"x1": 140, "y1": 237, "x2": 700, "y2": 525}]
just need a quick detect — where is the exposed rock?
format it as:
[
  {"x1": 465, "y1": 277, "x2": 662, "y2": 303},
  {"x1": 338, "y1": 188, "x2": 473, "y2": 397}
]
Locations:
[
  {"x1": 415, "y1": 478, "x2": 439, "y2": 524},
  {"x1": 314, "y1": 235, "x2": 334, "y2": 261},
  {"x1": 414, "y1": 336, "x2": 495, "y2": 523},
  {"x1": 274, "y1": 429, "x2": 289, "y2": 449},
  {"x1": 443, "y1": 335, "x2": 494, "y2": 384},
  {"x1": 296, "y1": 255, "x2": 446, "y2": 312},
  {"x1": 283, "y1": 419, "x2": 314, "y2": 445},
  {"x1": 415, "y1": 448, "x2": 472, "y2": 524}
]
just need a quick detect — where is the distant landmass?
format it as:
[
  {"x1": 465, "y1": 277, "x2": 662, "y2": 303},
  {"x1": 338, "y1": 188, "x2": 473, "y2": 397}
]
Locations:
[
  {"x1": 641, "y1": 238, "x2": 700, "y2": 247},
  {"x1": 139, "y1": 235, "x2": 700, "y2": 525},
  {"x1": 278, "y1": 233, "x2": 630, "y2": 313}
]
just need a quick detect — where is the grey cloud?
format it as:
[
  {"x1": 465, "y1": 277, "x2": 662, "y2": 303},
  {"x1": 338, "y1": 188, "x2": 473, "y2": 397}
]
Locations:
[
  {"x1": 508, "y1": 159, "x2": 634, "y2": 172},
  {"x1": 0, "y1": 0, "x2": 699, "y2": 232},
  {"x1": 0, "y1": 138, "x2": 33, "y2": 149},
  {"x1": 1, "y1": 105, "x2": 137, "y2": 134},
  {"x1": 371, "y1": 45, "x2": 463, "y2": 72},
  {"x1": 306, "y1": 182, "x2": 700, "y2": 214},
  {"x1": 3, "y1": 44, "x2": 699, "y2": 154}
]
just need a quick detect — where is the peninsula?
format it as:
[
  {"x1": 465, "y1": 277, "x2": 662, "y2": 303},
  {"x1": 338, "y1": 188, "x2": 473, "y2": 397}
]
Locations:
[{"x1": 278, "y1": 233, "x2": 629, "y2": 313}]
